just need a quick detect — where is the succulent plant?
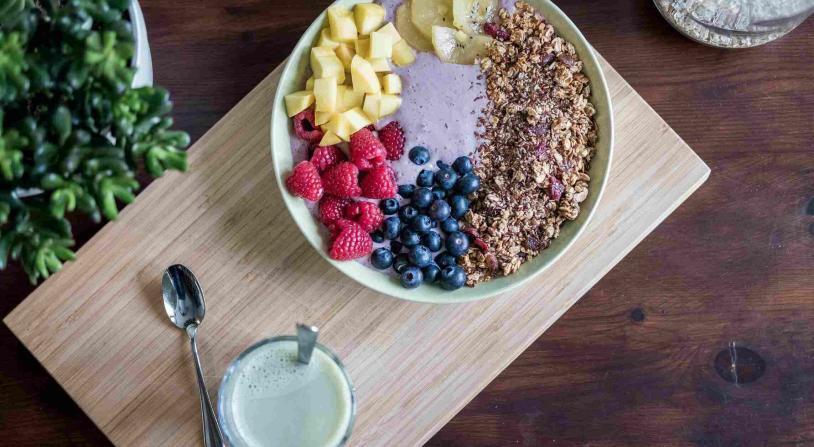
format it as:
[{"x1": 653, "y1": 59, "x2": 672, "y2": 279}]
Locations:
[{"x1": 0, "y1": 0, "x2": 189, "y2": 283}]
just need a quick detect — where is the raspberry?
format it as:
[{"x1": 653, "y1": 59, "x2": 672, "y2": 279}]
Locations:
[
  {"x1": 326, "y1": 217, "x2": 355, "y2": 239},
  {"x1": 292, "y1": 108, "x2": 323, "y2": 143},
  {"x1": 360, "y1": 165, "x2": 397, "y2": 199},
  {"x1": 284, "y1": 160, "x2": 323, "y2": 201},
  {"x1": 319, "y1": 195, "x2": 353, "y2": 225},
  {"x1": 548, "y1": 176, "x2": 565, "y2": 201},
  {"x1": 349, "y1": 128, "x2": 387, "y2": 171},
  {"x1": 310, "y1": 145, "x2": 346, "y2": 172},
  {"x1": 483, "y1": 22, "x2": 509, "y2": 41},
  {"x1": 329, "y1": 221, "x2": 373, "y2": 260},
  {"x1": 378, "y1": 121, "x2": 405, "y2": 160},
  {"x1": 344, "y1": 201, "x2": 384, "y2": 233},
  {"x1": 322, "y1": 161, "x2": 361, "y2": 198}
]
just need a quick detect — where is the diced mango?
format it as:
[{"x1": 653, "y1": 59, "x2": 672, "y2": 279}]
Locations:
[
  {"x1": 284, "y1": 90, "x2": 315, "y2": 117},
  {"x1": 379, "y1": 94, "x2": 402, "y2": 117},
  {"x1": 305, "y1": 76, "x2": 315, "y2": 90},
  {"x1": 354, "y1": 3, "x2": 385, "y2": 35},
  {"x1": 391, "y1": 39, "x2": 416, "y2": 67},
  {"x1": 382, "y1": 73, "x2": 402, "y2": 94},
  {"x1": 314, "y1": 78, "x2": 338, "y2": 113},
  {"x1": 343, "y1": 107, "x2": 373, "y2": 133},
  {"x1": 376, "y1": 22, "x2": 402, "y2": 44},
  {"x1": 319, "y1": 130, "x2": 342, "y2": 146},
  {"x1": 311, "y1": 47, "x2": 346, "y2": 83},
  {"x1": 343, "y1": 88, "x2": 365, "y2": 110},
  {"x1": 317, "y1": 28, "x2": 340, "y2": 49},
  {"x1": 328, "y1": 113, "x2": 353, "y2": 141},
  {"x1": 369, "y1": 30, "x2": 393, "y2": 58},
  {"x1": 355, "y1": 38, "x2": 370, "y2": 58},
  {"x1": 315, "y1": 111, "x2": 333, "y2": 126},
  {"x1": 350, "y1": 55, "x2": 381, "y2": 94},
  {"x1": 363, "y1": 93, "x2": 381, "y2": 121},
  {"x1": 328, "y1": 6, "x2": 357, "y2": 43},
  {"x1": 334, "y1": 43, "x2": 356, "y2": 71},
  {"x1": 368, "y1": 57, "x2": 391, "y2": 73}
]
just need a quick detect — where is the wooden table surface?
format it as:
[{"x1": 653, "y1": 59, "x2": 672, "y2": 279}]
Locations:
[{"x1": 1, "y1": 1, "x2": 812, "y2": 445}]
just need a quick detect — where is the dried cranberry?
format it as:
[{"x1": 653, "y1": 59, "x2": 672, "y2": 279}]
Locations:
[
  {"x1": 541, "y1": 53, "x2": 555, "y2": 66},
  {"x1": 548, "y1": 176, "x2": 565, "y2": 201},
  {"x1": 535, "y1": 141, "x2": 549, "y2": 158},
  {"x1": 473, "y1": 237, "x2": 489, "y2": 252},
  {"x1": 483, "y1": 22, "x2": 509, "y2": 41}
]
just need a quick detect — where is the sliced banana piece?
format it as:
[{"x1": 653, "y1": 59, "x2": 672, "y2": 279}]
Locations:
[
  {"x1": 411, "y1": 0, "x2": 455, "y2": 40},
  {"x1": 431, "y1": 25, "x2": 492, "y2": 65},
  {"x1": 396, "y1": 2, "x2": 434, "y2": 52},
  {"x1": 452, "y1": 0, "x2": 498, "y2": 35}
]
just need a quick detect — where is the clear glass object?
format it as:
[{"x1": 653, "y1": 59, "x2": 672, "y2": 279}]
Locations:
[
  {"x1": 218, "y1": 336, "x2": 356, "y2": 447},
  {"x1": 654, "y1": 0, "x2": 814, "y2": 48}
]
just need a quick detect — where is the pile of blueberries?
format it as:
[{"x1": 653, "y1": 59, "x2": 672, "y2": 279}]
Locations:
[{"x1": 370, "y1": 147, "x2": 481, "y2": 291}]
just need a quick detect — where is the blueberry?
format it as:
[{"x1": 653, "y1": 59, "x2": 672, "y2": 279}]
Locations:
[
  {"x1": 434, "y1": 169, "x2": 458, "y2": 190},
  {"x1": 416, "y1": 170, "x2": 435, "y2": 187},
  {"x1": 445, "y1": 231, "x2": 470, "y2": 256},
  {"x1": 398, "y1": 205, "x2": 418, "y2": 222},
  {"x1": 439, "y1": 265, "x2": 466, "y2": 290},
  {"x1": 390, "y1": 240, "x2": 404, "y2": 253},
  {"x1": 408, "y1": 245, "x2": 432, "y2": 267},
  {"x1": 411, "y1": 187, "x2": 433, "y2": 208},
  {"x1": 422, "y1": 231, "x2": 442, "y2": 252},
  {"x1": 435, "y1": 252, "x2": 458, "y2": 268},
  {"x1": 382, "y1": 217, "x2": 401, "y2": 240},
  {"x1": 380, "y1": 198, "x2": 399, "y2": 215},
  {"x1": 448, "y1": 194, "x2": 470, "y2": 218},
  {"x1": 428, "y1": 199, "x2": 451, "y2": 221},
  {"x1": 400, "y1": 228, "x2": 421, "y2": 247},
  {"x1": 452, "y1": 156, "x2": 473, "y2": 174},
  {"x1": 393, "y1": 253, "x2": 410, "y2": 273},
  {"x1": 398, "y1": 184, "x2": 415, "y2": 199},
  {"x1": 370, "y1": 248, "x2": 394, "y2": 269},
  {"x1": 411, "y1": 214, "x2": 432, "y2": 233},
  {"x1": 423, "y1": 263, "x2": 441, "y2": 283},
  {"x1": 432, "y1": 187, "x2": 447, "y2": 201},
  {"x1": 431, "y1": 220, "x2": 438, "y2": 228},
  {"x1": 409, "y1": 146, "x2": 430, "y2": 165},
  {"x1": 371, "y1": 230, "x2": 385, "y2": 243},
  {"x1": 400, "y1": 266, "x2": 424, "y2": 289},
  {"x1": 440, "y1": 218, "x2": 459, "y2": 233},
  {"x1": 455, "y1": 173, "x2": 481, "y2": 194},
  {"x1": 436, "y1": 160, "x2": 450, "y2": 170}
]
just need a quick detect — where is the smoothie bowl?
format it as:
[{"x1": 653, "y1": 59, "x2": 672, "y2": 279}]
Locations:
[{"x1": 271, "y1": 0, "x2": 613, "y2": 303}]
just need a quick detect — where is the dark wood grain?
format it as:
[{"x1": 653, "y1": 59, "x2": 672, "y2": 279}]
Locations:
[{"x1": 1, "y1": 1, "x2": 812, "y2": 445}]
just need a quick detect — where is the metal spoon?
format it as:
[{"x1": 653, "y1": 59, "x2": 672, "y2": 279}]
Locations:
[{"x1": 162, "y1": 264, "x2": 224, "y2": 447}]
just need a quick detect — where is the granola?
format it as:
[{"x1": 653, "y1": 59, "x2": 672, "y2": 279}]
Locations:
[{"x1": 462, "y1": 2, "x2": 597, "y2": 286}]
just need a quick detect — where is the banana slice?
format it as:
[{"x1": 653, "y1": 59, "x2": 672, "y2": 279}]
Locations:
[
  {"x1": 411, "y1": 0, "x2": 455, "y2": 40},
  {"x1": 396, "y1": 2, "x2": 434, "y2": 52},
  {"x1": 452, "y1": 0, "x2": 498, "y2": 35},
  {"x1": 431, "y1": 26, "x2": 492, "y2": 65}
]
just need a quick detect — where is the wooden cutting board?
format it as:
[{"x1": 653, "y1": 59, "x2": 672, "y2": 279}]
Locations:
[{"x1": 4, "y1": 53, "x2": 708, "y2": 446}]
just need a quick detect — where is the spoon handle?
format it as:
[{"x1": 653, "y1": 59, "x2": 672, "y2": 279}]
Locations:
[{"x1": 189, "y1": 326, "x2": 224, "y2": 447}]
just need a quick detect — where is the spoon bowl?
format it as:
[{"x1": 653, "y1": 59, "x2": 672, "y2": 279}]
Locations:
[{"x1": 162, "y1": 264, "x2": 205, "y2": 329}]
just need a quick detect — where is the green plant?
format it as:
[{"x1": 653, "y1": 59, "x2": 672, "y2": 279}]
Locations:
[{"x1": 0, "y1": 0, "x2": 189, "y2": 283}]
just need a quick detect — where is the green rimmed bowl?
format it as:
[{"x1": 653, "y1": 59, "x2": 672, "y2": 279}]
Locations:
[{"x1": 271, "y1": 0, "x2": 613, "y2": 304}]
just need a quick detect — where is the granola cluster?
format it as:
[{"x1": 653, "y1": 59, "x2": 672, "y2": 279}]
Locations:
[{"x1": 462, "y1": 2, "x2": 597, "y2": 286}]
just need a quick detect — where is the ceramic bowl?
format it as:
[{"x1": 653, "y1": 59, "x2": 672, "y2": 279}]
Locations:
[{"x1": 270, "y1": 0, "x2": 613, "y2": 303}]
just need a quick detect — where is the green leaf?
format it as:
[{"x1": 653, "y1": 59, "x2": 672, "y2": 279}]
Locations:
[{"x1": 52, "y1": 106, "x2": 72, "y2": 146}]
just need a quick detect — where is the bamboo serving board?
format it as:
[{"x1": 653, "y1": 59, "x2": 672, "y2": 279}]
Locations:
[{"x1": 5, "y1": 54, "x2": 708, "y2": 446}]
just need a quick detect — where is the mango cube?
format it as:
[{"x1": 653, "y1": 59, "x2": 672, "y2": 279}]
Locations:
[
  {"x1": 382, "y1": 73, "x2": 402, "y2": 94},
  {"x1": 391, "y1": 40, "x2": 416, "y2": 67},
  {"x1": 343, "y1": 88, "x2": 365, "y2": 110},
  {"x1": 350, "y1": 55, "x2": 381, "y2": 94},
  {"x1": 376, "y1": 22, "x2": 402, "y2": 44},
  {"x1": 368, "y1": 57, "x2": 391, "y2": 73},
  {"x1": 355, "y1": 38, "x2": 370, "y2": 58},
  {"x1": 343, "y1": 107, "x2": 373, "y2": 133},
  {"x1": 369, "y1": 30, "x2": 393, "y2": 58},
  {"x1": 328, "y1": 6, "x2": 357, "y2": 43},
  {"x1": 379, "y1": 94, "x2": 402, "y2": 117},
  {"x1": 325, "y1": 113, "x2": 353, "y2": 141},
  {"x1": 311, "y1": 47, "x2": 345, "y2": 83},
  {"x1": 284, "y1": 90, "x2": 315, "y2": 117},
  {"x1": 354, "y1": 3, "x2": 385, "y2": 35},
  {"x1": 334, "y1": 43, "x2": 356, "y2": 71},
  {"x1": 314, "y1": 78, "x2": 338, "y2": 113},
  {"x1": 319, "y1": 130, "x2": 342, "y2": 146},
  {"x1": 305, "y1": 76, "x2": 315, "y2": 90},
  {"x1": 315, "y1": 111, "x2": 333, "y2": 126},
  {"x1": 317, "y1": 28, "x2": 340, "y2": 49},
  {"x1": 363, "y1": 93, "x2": 381, "y2": 121}
]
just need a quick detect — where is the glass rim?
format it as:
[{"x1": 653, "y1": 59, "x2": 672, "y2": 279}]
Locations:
[{"x1": 217, "y1": 335, "x2": 357, "y2": 447}]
